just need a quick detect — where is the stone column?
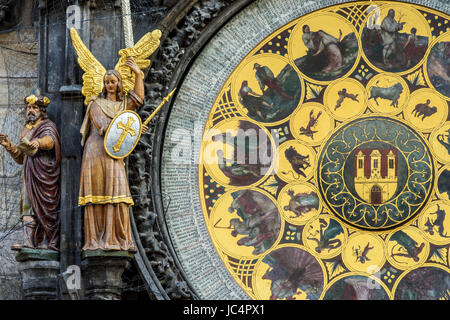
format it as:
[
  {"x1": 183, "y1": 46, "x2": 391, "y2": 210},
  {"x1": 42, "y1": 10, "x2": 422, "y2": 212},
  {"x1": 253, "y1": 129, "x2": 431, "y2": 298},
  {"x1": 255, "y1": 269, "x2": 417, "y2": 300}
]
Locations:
[
  {"x1": 16, "y1": 249, "x2": 60, "y2": 300},
  {"x1": 80, "y1": 251, "x2": 133, "y2": 300}
]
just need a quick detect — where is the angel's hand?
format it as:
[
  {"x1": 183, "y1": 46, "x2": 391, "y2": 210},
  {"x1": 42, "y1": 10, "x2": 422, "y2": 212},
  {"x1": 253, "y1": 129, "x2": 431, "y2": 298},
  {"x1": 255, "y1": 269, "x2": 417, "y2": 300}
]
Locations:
[
  {"x1": 141, "y1": 124, "x2": 149, "y2": 134},
  {"x1": 98, "y1": 127, "x2": 106, "y2": 136},
  {"x1": 125, "y1": 57, "x2": 140, "y2": 75}
]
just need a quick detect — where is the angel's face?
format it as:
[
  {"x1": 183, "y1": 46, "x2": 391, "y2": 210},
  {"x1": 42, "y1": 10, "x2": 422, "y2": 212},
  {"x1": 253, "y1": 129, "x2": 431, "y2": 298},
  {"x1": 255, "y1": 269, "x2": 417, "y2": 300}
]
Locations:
[{"x1": 104, "y1": 74, "x2": 119, "y2": 95}]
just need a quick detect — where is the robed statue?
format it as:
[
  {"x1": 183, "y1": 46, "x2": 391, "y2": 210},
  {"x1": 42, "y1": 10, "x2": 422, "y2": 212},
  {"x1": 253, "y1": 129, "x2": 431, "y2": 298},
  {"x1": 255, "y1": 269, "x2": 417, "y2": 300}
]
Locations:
[
  {"x1": 0, "y1": 95, "x2": 61, "y2": 251},
  {"x1": 70, "y1": 28, "x2": 161, "y2": 252}
]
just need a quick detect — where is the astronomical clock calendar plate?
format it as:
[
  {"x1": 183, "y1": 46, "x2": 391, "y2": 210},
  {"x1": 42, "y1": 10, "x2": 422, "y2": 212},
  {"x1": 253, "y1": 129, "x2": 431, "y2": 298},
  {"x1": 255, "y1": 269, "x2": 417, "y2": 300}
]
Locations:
[{"x1": 161, "y1": 0, "x2": 450, "y2": 300}]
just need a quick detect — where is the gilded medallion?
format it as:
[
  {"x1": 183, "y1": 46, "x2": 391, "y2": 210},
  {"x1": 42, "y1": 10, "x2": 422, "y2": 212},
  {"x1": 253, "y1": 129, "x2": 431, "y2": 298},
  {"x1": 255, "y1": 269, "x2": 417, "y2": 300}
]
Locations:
[{"x1": 316, "y1": 116, "x2": 434, "y2": 230}]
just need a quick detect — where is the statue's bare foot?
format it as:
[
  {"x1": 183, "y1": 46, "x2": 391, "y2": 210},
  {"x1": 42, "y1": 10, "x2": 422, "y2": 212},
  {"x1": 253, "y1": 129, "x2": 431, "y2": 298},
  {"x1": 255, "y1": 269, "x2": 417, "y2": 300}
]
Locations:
[
  {"x1": 22, "y1": 239, "x2": 35, "y2": 249},
  {"x1": 38, "y1": 243, "x2": 48, "y2": 250},
  {"x1": 10, "y1": 243, "x2": 23, "y2": 251}
]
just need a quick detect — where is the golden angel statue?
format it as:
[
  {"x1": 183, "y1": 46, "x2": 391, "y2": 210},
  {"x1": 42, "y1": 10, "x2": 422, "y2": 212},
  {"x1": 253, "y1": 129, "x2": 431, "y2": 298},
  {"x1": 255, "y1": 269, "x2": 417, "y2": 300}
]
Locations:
[{"x1": 70, "y1": 27, "x2": 161, "y2": 253}]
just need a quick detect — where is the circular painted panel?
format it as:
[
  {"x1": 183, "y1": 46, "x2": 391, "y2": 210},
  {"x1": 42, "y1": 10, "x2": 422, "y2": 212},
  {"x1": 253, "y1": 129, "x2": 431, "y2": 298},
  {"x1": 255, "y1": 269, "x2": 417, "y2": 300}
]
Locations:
[
  {"x1": 317, "y1": 116, "x2": 434, "y2": 230},
  {"x1": 161, "y1": 0, "x2": 450, "y2": 300}
]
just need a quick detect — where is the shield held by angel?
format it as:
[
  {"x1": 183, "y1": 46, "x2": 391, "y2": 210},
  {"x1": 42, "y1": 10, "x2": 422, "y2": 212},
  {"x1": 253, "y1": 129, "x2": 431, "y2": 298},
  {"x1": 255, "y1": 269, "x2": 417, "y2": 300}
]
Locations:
[{"x1": 70, "y1": 27, "x2": 161, "y2": 252}]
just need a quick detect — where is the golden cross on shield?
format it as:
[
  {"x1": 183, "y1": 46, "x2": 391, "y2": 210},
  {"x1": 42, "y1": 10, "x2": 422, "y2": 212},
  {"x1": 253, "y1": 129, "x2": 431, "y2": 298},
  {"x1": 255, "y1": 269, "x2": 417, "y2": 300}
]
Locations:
[{"x1": 112, "y1": 116, "x2": 136, "y2": 153}]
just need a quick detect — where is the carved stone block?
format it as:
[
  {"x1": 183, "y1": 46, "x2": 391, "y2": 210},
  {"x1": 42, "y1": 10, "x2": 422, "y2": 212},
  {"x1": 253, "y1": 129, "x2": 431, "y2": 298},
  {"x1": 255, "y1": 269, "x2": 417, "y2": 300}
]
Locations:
[
  {"x1": 81, "y1": 252, "x2": 132, "y2": 300},
  {"x1": 17, "y1": 260, "x2": 60, "y2": 300}
]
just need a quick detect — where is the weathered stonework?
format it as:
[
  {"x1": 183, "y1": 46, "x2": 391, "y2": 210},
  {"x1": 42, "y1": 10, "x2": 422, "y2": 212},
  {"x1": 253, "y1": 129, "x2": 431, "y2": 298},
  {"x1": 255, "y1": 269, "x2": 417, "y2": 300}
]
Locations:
[
  {"x1": 81, "y1": 255, "x2": 131, "y2": 300},
  {"x1": 0, "y1": 1, "x2": 38, "y2": 299},
  {"x1": 0, "y1": 0, "x2": 23, "y2": 31},
  {"x1": 17, "y1": 260, "x2": 60, "y2": 300}
]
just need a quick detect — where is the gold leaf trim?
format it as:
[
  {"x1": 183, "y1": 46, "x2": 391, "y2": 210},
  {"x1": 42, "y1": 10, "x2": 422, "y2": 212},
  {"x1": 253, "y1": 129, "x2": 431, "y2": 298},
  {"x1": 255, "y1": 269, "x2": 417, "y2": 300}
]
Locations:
[{"x1": 78, "y1": 195, "x2": 134, "y2": 206}]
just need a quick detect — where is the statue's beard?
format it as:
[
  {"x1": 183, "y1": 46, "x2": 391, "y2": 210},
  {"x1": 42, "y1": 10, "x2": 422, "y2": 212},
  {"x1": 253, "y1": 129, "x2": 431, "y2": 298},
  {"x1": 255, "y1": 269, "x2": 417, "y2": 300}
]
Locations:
[{"x1": 26, "y1": 112, "x2": 40, "y2": 124}]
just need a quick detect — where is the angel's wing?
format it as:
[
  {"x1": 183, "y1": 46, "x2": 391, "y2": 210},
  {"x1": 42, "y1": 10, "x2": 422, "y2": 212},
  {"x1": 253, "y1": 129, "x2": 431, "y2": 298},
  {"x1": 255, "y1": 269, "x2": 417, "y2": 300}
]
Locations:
[
  {"x1": 114, "y1": 29, "x2": 162, "y2": 94},
  {"x1": 70, "y1": 28, "x2": 106, "y2": 106}
]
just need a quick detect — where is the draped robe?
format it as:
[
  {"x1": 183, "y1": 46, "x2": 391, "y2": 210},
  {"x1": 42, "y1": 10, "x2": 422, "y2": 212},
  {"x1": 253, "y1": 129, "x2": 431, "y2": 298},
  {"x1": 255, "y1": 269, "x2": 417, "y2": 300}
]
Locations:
[
  {"x1": 78, "y1": 91, "x2": 142, "y2": 252},
  {"x1": 25, "y1": 119, "x2": 61, "y2": 248},
  {"x1": 5, "y1": 118, "x2": 61, "y2": 249}
]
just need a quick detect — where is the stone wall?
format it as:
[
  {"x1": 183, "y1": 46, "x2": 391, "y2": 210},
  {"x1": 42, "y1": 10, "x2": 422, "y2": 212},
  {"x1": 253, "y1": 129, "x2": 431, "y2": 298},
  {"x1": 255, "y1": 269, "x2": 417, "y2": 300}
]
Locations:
[{"x1": 0, "y1": 2, "x2": 38, "y2": 300}]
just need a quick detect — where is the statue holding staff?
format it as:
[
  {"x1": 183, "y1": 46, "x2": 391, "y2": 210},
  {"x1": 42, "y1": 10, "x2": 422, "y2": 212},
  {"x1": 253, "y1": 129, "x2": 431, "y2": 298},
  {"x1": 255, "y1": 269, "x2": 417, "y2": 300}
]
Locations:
[{"x1": 71, "y1": 28, "x2": 162, "y2": 252}]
